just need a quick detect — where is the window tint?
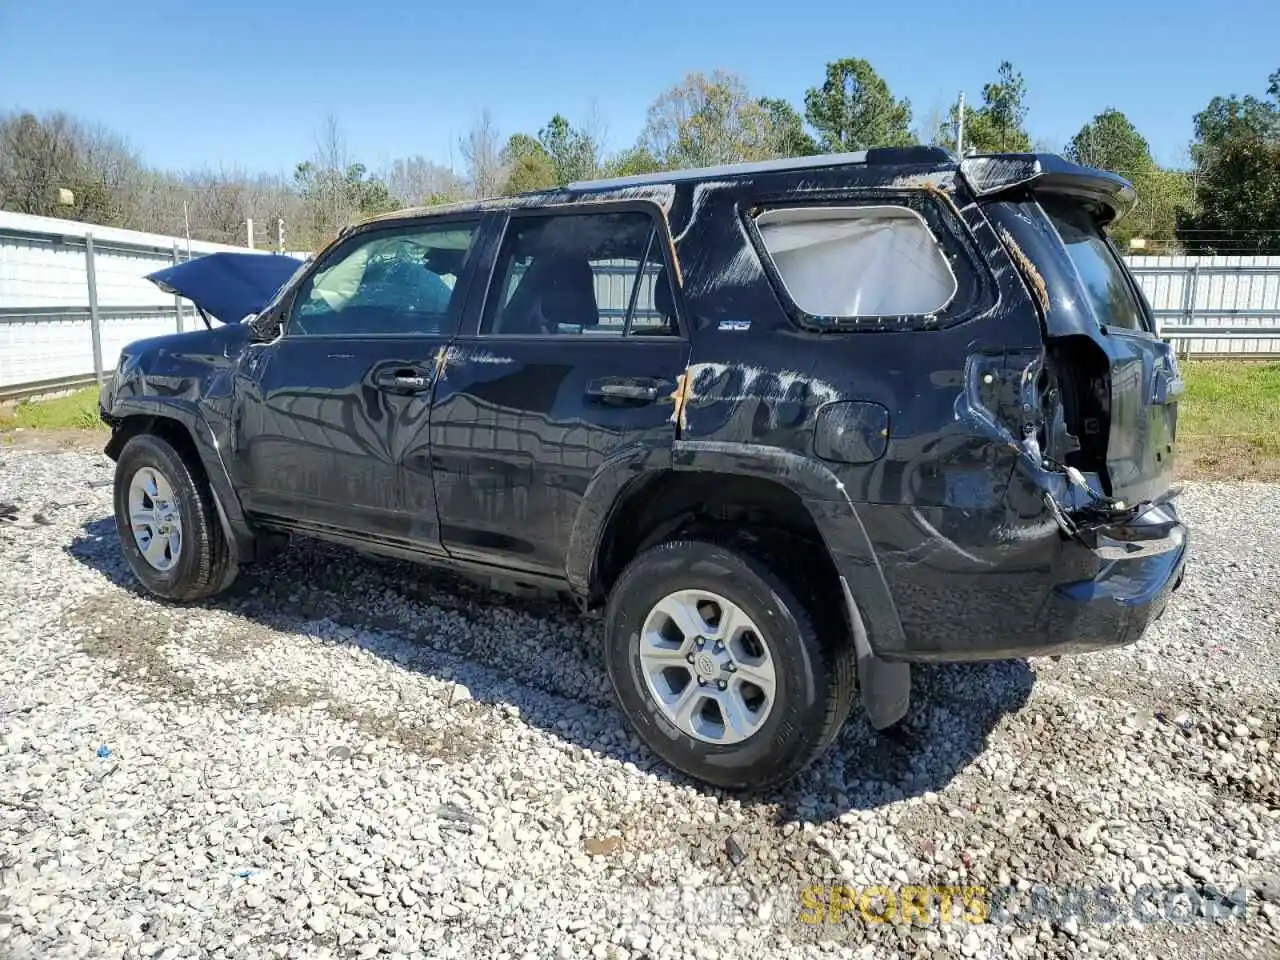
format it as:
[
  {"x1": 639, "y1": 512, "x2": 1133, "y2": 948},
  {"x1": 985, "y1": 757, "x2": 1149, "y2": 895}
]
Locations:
[
  {"x1": 1042, "y1": 198, "x2": 1147, "y2": 332},
  {"x1": 288, "y1": 223, "x2": 477, "y2": 336},
  {"x1": 481, "y1": 211, "x2": 677, "y2": 337},
  {"x1": 755, "y1": 205, "x2": 957, "y2": 318}
]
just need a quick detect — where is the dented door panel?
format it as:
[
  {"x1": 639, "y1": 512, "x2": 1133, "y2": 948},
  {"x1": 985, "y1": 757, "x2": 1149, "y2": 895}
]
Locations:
[
  {"x1": 432, "y1": 338, "x2": 690, "y2": 576},
  {"x1": 233, "y1": 335, "x2": 449, "y2": 548},
  {"x1": 670, "y1": 175, "x2": 1045, "y2": 514}
]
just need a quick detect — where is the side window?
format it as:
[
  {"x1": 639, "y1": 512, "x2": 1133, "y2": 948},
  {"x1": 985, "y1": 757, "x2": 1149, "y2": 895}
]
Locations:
[
  {"x1": 480, "y1": 211, "x2": 678, "y2": 337},
  {"x1": 754, "y1": 205, "x2": 957, "y2": 318},
  {"x1": 288, "y1": 222, "x2": 478, "y2": 336}
]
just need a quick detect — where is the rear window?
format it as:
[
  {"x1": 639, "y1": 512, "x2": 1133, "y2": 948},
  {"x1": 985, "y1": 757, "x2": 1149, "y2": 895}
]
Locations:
[
  {"x1": 1042, "y1": 197, "x2": 1148, "y2": 332},
  {"x1": 755, "y1": 205, "x2": 957, "y2": 318}
]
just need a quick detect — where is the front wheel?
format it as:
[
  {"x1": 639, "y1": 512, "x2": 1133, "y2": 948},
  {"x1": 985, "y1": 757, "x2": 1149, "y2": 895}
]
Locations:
[
  {"x1": 603, "y1": 539, "x2": 856, "y2": 790},
  {"x1": 112, "y1": 433, "x2": 238, "y2": 602}
]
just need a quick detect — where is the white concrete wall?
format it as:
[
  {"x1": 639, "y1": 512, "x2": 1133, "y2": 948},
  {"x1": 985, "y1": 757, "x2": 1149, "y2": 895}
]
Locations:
[
  {"x1": 3, "y1": 211, "x2": 1279, "y2": 391},
  {"x1": 0, "y1": 212, "x2": 261, "y2": 389},
  {"x1": 0, "y1": 211, "x2": 261, "y2": 387},
  {"x1": 1125, "y1": 254, "x2": 1280, "y2": 356}
]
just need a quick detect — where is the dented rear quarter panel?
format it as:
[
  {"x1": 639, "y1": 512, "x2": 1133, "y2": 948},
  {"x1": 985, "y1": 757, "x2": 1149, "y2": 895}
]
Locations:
[{"x1": 660, "y1": 164, "x2": 1113, "y2": 659}]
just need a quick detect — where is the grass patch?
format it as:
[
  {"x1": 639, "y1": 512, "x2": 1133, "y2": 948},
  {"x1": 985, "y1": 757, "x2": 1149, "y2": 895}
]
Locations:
[
  {"x1": 0, "y1": 386, "x2": 105, "y2": 432},
  {"x1": 1177, "y1": 361, "x2": 1280, "y2": 481}
]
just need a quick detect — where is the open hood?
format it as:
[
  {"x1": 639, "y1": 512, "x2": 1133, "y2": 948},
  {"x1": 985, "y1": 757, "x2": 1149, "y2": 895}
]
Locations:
[{"x1": 145, "y1": 252, "x2": 306, "y2": 327}]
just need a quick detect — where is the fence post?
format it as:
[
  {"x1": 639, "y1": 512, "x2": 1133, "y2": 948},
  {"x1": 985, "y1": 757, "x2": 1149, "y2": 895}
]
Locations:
[
  {"x1": 85, "y1": 233, "x2": 104, "y2": 386},
  {"x1": 1180, "y1": 263, "x2": 1201, "y2": 361},
  {"x1": 172, "y1": 242, "x2": 184, "y2": 332}
]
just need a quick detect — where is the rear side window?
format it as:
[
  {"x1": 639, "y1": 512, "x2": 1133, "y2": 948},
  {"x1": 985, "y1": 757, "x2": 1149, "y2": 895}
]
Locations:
[
  {"x1": 755, "y1": 205, "x2": 957, "y2": 318},
  {"x1": 1041, "y1": 197, "x2": 1147, "y2": 332}
]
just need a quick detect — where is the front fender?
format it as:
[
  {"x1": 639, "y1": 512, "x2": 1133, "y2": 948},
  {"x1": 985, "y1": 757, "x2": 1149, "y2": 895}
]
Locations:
[{"x1": 104, "y1": 394, "x2": 255, "y2": 562}]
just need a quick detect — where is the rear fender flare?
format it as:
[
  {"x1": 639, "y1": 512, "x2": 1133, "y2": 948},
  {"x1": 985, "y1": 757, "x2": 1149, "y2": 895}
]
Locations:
[
  {"x1": 565, "y1": 440, "x2": 673, "y2": 595},
  {"x1": 668, "y1": 440, "x2": 907, "y2": 649},
  {"x1": 573, "y1": 438, "x2": 911, "y2": 728}
]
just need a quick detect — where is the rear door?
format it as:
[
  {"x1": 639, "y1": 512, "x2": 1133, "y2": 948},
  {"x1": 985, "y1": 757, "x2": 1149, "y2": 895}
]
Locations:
[
  {"x1": 430, "y1": 205, "x2": 690, "y2": 578},
  {"x1": 987, "y1": 193, "x2": 1181, "y2": 507},
  {"x1": 232, "y1": 216, "x2": 481, "y2": 550}
]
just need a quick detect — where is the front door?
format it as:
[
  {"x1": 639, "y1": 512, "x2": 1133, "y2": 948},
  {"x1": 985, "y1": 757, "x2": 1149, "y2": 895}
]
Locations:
[
  {"x1": 233, "y1": 216, "x2": 482, "y2": 550},
  {"x1": 431, "y1": 206, "x2": 690, "y2": 577}
]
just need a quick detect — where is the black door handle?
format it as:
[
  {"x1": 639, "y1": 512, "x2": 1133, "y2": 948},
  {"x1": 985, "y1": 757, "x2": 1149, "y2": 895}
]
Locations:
[
  {"x1": 585, "y1": 377, "x2": 667, "y2": 404},
  {"x1": 374, "y1": 367, "x2": 434, "y2": 394}
]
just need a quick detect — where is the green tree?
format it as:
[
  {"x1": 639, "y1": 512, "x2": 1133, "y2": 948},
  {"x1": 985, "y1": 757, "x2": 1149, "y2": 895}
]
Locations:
[
  {"x1": 1179, "y1": 134, "x2": 1280, "y2": 254},
  {"x1": 600, "y1": 146, "x2": 664, "y2": 178},
  {"x1": 1066, "y1": 108, "x2": 1153, "y2": 178},
  {"x1": 294, "y1": 160, "x2": 396, "y2": 243},
  {"x1": 537, "y1": 114, "x2": 598, "y2": 184},
  {"x1": 803, "y1": 58, "x2": 914, "y2": 152},
  {"x1": 942, "y1": 61, "x2": 1033, "y2": 154},
  {"x1": 498, "y1": 133, "x2": 556, "y2": 194},
  {"x1": 1178, "y1": 68, "x2": 1280, "y2": 254},
  {"x1": 1191, "y1": 92, "x2": 1280, "y2": 164},
  {"x1": 759, "y1": 97, "x2": 818, "y2": 157}
]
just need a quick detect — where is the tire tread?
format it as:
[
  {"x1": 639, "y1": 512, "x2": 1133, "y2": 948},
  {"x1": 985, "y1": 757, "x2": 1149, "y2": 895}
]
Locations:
[
  {"x1": 606, "y1": 536, "x2": 856, "y2": 790},
  {"x1": 115, "y1": 433, "x2": 237, "y2": 602}
]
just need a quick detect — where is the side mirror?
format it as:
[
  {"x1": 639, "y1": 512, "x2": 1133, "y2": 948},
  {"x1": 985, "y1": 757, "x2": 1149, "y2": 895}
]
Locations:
[{"x1": 247, "y1": 310, "x2": 282, "y2": 342}]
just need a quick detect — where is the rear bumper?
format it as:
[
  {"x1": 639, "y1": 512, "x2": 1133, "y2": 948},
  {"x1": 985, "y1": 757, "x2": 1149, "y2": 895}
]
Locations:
[
  {"x1": 1022, "y1": 518, "x2": 1188, "y2": 659},
  {"x1": 831, "y1": 501, "x2": 1190, "y2": 663}
]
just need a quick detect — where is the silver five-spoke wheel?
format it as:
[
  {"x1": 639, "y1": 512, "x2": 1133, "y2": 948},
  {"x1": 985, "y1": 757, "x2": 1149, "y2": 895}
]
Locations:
[
  {"x1": 128, "y1": 466, "x2": 182, "y2": 572},
  {"x1": 638, "y1": 589, "x2": 776, "y2": 745}
]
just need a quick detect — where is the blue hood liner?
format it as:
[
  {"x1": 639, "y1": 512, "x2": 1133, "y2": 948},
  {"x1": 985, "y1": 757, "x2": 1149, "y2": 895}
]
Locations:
[{"x1": 145, "y1": 252, "x2": 305, "y2": 325}]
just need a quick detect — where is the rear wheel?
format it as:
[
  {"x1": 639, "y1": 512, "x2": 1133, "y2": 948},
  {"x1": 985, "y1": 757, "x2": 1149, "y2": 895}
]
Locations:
[
  {"x1": 112, "y1": 433, "x2": 238, "y2": 601},
  {"x1": 603, "y1": 539, "x2": 855, "y2": 790}
]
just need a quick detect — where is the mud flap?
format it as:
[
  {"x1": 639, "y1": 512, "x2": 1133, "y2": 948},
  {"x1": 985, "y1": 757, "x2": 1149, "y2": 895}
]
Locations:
[{"x1": 841, "y1": 575, "x2": 910, "y2": 730}]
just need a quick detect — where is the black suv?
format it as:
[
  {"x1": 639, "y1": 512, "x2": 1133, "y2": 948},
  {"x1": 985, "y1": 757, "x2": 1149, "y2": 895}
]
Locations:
[{"x1": 100, "y1": 147, "x2": 1189, "y2": 790}]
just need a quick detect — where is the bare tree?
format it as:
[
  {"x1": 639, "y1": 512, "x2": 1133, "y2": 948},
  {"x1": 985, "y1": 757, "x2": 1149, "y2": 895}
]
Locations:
[
  {"x1": 579, "y1": 99, "x2": 610, "y2": 178},
  {"x1": 307, "y1": 112, "x2": 355, "y2": 235},
  {"x1": 459, "y1": 109, "x2": 504, "y2": 198},
  {"x1": 384, "y1": 155, "x2": 468, "y2": 206},
  {"x1": 914, "y1": 101, "x2": 950, "y2": 147},
  {"x1": 640, "y1": 70, "x2": 773, "y2": 169},
  {"x1": 0, "y1": 112, "x2": 89, "y2": 216}
]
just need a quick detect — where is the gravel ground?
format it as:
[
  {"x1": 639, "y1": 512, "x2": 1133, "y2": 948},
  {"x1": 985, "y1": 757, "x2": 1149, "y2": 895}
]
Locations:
[{"x1": 1, "y1": 445, "x2": 1279, "y2": 960}]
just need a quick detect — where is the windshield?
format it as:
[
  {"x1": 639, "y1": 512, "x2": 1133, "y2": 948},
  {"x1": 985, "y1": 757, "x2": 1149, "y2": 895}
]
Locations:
[{"x1": 1042, "y1": 197, "x2": 1149, "y2": 333}]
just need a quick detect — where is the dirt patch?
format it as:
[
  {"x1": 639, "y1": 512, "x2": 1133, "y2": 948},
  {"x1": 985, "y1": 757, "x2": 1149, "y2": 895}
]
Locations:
[
  {"x1": 1176, "y1": 435, "x2": 1280, "y2": 483},
  {"x1": 1, "y1": 427, "x2": 109, "y2": 454},
  {"x1": 63, "y1": 591, "x2": 491, "y2": 763}
]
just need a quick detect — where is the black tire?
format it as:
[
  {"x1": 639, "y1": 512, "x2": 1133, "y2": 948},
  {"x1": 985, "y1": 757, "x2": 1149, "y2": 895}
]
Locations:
[
  {"x1": 603, "y1": 538, "x2": 856, "y2": 791},
  {"x1": 112, "y1": 433, "x2": 238, "y2": 602}
]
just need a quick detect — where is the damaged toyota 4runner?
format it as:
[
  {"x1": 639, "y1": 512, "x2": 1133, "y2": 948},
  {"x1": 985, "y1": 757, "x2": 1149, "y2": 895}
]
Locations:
[{"x1": 100, "y1": 147, "x2": 1189, "y2": 790}]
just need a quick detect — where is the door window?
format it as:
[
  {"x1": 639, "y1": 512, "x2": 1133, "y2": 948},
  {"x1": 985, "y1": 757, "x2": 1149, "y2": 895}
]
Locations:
[
  {"x1": 288, "y1": 222, "x2": 478, "y2": 336},
  {"x1": 481, "y1": 211, "x2": 678, "y2": 337}
]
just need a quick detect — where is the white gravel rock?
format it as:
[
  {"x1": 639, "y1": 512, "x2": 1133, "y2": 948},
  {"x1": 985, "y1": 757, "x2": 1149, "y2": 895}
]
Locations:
[{"x1": 0, "y1": 448, "x2": 1278, "y2": 960}]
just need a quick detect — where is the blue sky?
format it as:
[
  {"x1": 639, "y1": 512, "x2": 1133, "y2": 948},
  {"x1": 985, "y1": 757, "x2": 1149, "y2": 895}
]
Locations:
[{"x1": 2, "y1": 0, "x2": 1274, "y2": 177}]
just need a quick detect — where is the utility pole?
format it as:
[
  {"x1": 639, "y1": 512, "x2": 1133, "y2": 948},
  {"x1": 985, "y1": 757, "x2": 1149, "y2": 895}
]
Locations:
[
  {"x1": 246, "y1": 218, "x2": 255, "y2": 250},
  {"x1": 956, "y1": 91, "x2": 966, "y2": 157}
]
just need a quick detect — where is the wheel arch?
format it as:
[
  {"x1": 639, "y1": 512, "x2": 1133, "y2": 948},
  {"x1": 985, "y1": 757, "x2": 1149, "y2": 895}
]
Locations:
[
  {"x1": 575, "y1": 440, "x2": 912, "y2": 731},
  {"x1": 104, "y1": 398, "x2": 256, "y2": 562}
]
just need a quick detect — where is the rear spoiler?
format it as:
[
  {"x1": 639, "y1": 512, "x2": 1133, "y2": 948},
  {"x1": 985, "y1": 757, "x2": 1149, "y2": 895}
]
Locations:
[{"x1": 959, "y1": 153, "x2": 1137, "y2": 225}]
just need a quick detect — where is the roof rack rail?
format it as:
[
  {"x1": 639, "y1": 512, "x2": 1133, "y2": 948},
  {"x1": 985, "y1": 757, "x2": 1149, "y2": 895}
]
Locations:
[{"x1": 567, "y1": 146, "x2": 956, "y2": 193}]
